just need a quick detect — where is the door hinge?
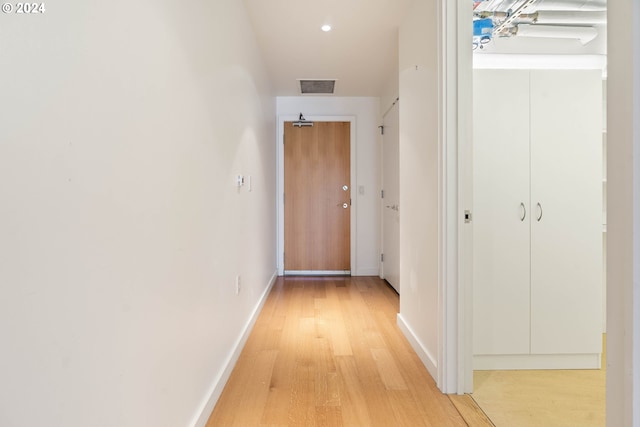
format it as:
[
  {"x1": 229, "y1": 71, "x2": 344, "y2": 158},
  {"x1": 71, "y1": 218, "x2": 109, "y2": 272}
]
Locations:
[
  {"x1": 381, "y1": 190, "x2": 384, "y2": 199},
  {"x1": 464, "y1": 210, "x2": 472, "y2": 223},
  {"x1": 283, "y1": 193, "x2": 285, "y2": 204},
  {"x1": 381, "y1": 253, "x2": 384, "y2": 262}
]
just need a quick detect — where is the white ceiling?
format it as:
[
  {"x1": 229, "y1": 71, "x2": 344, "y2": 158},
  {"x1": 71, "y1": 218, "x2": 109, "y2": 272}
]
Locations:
[
  {"x1": 243, "y1": 0, "x2": 412, "y2": 97},
  {"x1": 243, "y1": 0, "x2": 607, "y2": 98}
]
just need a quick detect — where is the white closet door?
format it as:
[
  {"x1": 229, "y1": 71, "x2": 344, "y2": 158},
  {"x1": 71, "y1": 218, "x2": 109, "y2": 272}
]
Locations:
[
  {"x1": 382, "y1": 102, "x2": 400, "y2": 292},
  {"x1": 529, "y1": 70, "x2": 603, "y2": 355},
  {"x1": 473, "y1": 69, "x2": 531, "y2": 356}
]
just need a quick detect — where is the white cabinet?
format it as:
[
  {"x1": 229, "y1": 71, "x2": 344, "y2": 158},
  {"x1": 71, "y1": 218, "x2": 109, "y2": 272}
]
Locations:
[{"x1": 473, "y1": 69, "x2": 603, "y2": 370}]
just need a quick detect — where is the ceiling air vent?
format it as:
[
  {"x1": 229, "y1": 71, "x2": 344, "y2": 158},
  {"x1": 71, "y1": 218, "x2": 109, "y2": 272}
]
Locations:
[{"x1": 299, "y1": 79, "x2": 336, "y2": 95}]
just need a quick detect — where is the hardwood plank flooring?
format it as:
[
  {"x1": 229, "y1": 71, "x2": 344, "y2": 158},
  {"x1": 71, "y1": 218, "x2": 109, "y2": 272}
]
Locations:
[
  {"x1": 206, "y1": 276, "x2": 475, "y2": 427},
  {"x1": 449, "y1": 395, "x2": 495, "y2": 427}
]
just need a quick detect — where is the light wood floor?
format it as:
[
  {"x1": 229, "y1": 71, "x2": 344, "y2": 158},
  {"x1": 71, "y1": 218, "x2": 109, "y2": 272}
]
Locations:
[
  {"x1": 471, "y1": 336, "x2": 606, "y2": 427},
  {"x1": 206, "y1": 276, "x2": 491, "y2": 427}
]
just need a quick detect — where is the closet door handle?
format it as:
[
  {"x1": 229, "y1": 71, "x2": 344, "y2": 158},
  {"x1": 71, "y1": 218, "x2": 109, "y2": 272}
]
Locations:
[
  {"x1": 519, "y1": 203, "x2": 526, "y2": 221},
  {"x1": 536, "y1": 202, "x2": 543, "y2": 222}
]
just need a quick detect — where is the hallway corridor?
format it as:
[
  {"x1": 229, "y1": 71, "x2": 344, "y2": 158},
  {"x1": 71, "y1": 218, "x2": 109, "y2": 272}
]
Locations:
[{"x1": 206, "y1": 276, "x2": 486, "y2": 427}]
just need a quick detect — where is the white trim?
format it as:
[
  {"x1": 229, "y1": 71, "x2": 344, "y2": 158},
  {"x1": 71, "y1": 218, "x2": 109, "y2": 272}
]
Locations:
[
  {"x1": 284, "y1": 270, "x2": 350, "y2": 276},
  {"x1": 633, "y1": 5, "x2": 640, "y2": 423},
  {"x1": 606, "y1": 4, "x2": 640, "y2": 425},
  {"x1": 437, "y1": 0, "x2": 473, "y2": 395},
  {"x1": 436, "y1": 0, "x2": 454, "y2": 394},
  {"x1": 397, "y1": 314, "x2": 438, "y2": 379},
  {"x1": 276, "y1": 115, "x2": 357, "y2": 277},
  {"x1": 456, "y1": 0, "x2": 474, "y2": 396},
  {"x1": 378, "y1": 107, "x2": 385, "y2": 282},
  {"x1": 191, "y1": 271, "x2": 278, "y2": 427},
  {"x1": 356, "y1": 268, "x2": 380, "y2": 276},
  {"x1": 473, "y1": 54, "x2": 607, "y2": 74},
  {"x1": 474, "y1": 354, "x2": 601, "y2": 371}
]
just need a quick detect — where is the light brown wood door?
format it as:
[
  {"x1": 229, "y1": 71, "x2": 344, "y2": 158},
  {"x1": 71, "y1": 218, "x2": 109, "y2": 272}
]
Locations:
[{"x1": 284, "y1": 121, "x2": 350, "y2": 273}]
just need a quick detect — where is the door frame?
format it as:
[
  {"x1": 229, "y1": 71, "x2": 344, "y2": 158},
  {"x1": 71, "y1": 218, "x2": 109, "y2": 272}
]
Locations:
[
  {"x1": 438, "y1": 0, "x2": 473, "y2": 394},
  {"x1": 276, "y1": 115, "x2": 357, "y2": 276}
]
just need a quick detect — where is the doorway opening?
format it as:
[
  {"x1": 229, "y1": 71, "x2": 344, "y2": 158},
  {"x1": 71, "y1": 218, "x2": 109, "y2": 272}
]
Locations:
[
  {"x1": 467, "y1": 3, "x2": 608, "y2": 424},
  {"x1": 276, "y1": 116, "x2": 357, "y2": 276},
  {"x1": 470, "y1": 67, "x2": 606, "y2": 427},
  {"x1": 283, "y1": 121, "x2": 351, "y2": 275}
]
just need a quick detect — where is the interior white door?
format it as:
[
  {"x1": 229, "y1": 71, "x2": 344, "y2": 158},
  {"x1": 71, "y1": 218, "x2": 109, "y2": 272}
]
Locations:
[
  {"x1": 473, "y1": 69, "x2": 531, "y2": 356},
  {"x1": 529, "y1": 70, "x2": 603, "y2": 355},
  {"x1": 381, "y1": 101, "x2": 400, "y2": 292}
]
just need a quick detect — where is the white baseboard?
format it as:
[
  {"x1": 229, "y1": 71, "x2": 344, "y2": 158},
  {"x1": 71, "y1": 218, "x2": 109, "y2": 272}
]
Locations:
[
  {"x1": 285, "y1": 270, "x2": 351, "y2": 276},
  {"x1": 474, "y1": 353, "x2": 602, "y2": 370},
  {"x1": 191, "y1": 270, "x2": 278, "y2": 427},
  {"x1": 354, "y1": 268, "x2": 380, "y2": 276},
  {"x1": 397, "y1": 313, "x2": 438, "y2": 380}
]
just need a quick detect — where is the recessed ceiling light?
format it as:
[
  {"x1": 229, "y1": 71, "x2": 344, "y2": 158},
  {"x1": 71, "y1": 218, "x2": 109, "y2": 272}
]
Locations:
[{"x1": 321, "y1": 24, "x2": 332, "y2": 32}]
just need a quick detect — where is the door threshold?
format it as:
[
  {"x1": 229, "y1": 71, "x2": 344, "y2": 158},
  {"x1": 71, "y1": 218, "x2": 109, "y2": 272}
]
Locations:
[{"x1": 284, "y1": 270, "x2": 351, "y2": 276}]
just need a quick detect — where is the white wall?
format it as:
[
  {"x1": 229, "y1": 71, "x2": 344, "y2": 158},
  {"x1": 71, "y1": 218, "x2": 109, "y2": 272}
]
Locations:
[
  {"x1": 276, "y1": 97, "x2": 381, "y2": 276},
  {"x1": 381, "y1": 32, "x2": 401, "y2": 113},
  {"x1": 607, "y1": 2, "x2": 640, "y2": 426},
  {"x1": 396, "y1": 0, "x2": 441, "y2": 378},
  {"x1": 0, "y1": 1, "x2": 276, "y2": 426}
]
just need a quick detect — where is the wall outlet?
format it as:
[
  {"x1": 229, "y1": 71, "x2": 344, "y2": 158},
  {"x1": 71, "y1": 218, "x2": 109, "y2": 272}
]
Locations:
[{"x1": 235, "y1": 275, "x2": 241, "y2": 295}]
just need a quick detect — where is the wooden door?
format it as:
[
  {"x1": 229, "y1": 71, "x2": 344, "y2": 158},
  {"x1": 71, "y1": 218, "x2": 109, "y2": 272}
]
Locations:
[
  {"x1": 381, "y1": 103, "x2": 400, "y2": 292},
  {"x1": 529, "y1": 69, "x2": 603, "y2": 355},
  {"x1": 284, "y1": 121, "x2": 350, "y2": 273},
  {"x1": 473, "y1": 69, "x2": 532, "y2": 357}
]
